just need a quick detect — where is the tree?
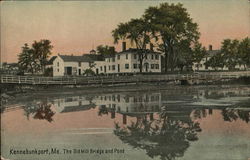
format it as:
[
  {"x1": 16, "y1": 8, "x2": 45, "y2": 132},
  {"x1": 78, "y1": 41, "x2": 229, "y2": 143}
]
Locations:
[
  {"x1": 144, "y1": 3, "x2": 200, "y2": 72},
  {"x1": 204, "y1": 53, "x2": 224, "y2": 70},
  {"x1": 191, "y1": 43, "x2": 206, "y2": 71},
  {"x1": 96, "y1": 45, "x2": 116, "y2": 56},
  {"x1": 32, "y1": 39, "x2": 53, "y2": 73},
  {"x1": 17, "y1": 40, "x2": 53, "y2": 75},
  {"x1": 112, "y1": 18, "x2": 151, "y2": 73},
  {"x1": 221, "y1": 39, "x2": 240, "y2": 70},
  {"x1": 18, "y1": 43, "x2": 38, "y2": 74},
  {"x1": 238, "y1": 37, "x2": 250, "y2": 69}
]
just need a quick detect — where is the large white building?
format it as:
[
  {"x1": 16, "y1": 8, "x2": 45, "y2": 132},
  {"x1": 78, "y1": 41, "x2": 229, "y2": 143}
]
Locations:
[{"x1": 52, "y1": 43, "x2": 162, "y2": 77}]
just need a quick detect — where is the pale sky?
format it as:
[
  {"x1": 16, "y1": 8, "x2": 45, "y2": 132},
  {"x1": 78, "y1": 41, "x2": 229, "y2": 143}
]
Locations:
[{"x1": 1, "y1": 0, "x2": 249, "y2": 63}]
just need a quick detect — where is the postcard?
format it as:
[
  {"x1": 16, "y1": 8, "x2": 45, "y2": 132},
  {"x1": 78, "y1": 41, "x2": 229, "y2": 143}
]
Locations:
[{"x1": 1, "y1": 0, "x2": 250, "y2": 160}]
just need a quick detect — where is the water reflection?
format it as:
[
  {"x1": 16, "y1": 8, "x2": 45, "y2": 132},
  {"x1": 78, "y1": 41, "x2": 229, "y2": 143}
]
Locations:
[
  {"x1": 114, "y1": 106, "x2": 202, "y2": 160},
  {"x1": 23, "y1": 101, "x2": 55, "y2": 122},
  {"x1": 2, "y1": 87, "x2": 250, "y2": 160}
]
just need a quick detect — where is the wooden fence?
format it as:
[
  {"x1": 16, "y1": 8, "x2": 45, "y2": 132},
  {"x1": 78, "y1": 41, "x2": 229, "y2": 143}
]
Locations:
[{"x1": 1, "y1": 71, "x2": 250, "y2": 85}]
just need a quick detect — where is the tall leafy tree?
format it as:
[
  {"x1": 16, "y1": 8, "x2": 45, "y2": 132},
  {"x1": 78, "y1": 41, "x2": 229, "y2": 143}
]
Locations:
[
  {"x1": 204, "y1": 53, "x2": 224, "y2": 70},
  {"x1": 112, "y1": 18, "x2": 151, "y2": 73},
  {"x1": 96, "y1": 45, "x2": 116, "y2": 55},
  {"x1": 238, "y1": 37, "x2": 250, "y2": 69},
  {"x1": 18, "y1": 40, "x2": 53, "y2": 74},
  {"x1": 221, "y1": 39, "x2": 239, "y2": 70},
  {"x1": 32, "y1": 39, "x2": 53, "y2": 73},
  {"x1": 18, "y1": 43, "x2": 38, "y2": 74},
  {"x1": 191, "y1": 43, "x2": 206, "y2": 71},
  {"x1": 144, "y1": 3, "x2": 200, "y2": 72}
]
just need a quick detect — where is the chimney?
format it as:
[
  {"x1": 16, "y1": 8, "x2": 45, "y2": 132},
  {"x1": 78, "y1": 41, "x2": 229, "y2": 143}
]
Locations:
[
  {"x1": 150, "y1": 43, "x2": 154, "y2": 51},
  {"x1": 122, "y1": 42, "x2": 126, "y2": 51},
  {"x1": 209, "y1": 45, "x2": 212, "y2": 51}
]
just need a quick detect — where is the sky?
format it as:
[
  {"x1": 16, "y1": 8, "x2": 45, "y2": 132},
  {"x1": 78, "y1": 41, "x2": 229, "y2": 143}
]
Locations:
[{"x1": 0, "y1": 0, "x2": 249, "y2": 63}]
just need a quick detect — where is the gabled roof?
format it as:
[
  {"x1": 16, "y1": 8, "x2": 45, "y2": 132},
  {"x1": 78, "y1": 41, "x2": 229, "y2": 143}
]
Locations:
[
  {"x1": 119, "y1": 48, "x2": 162, "y2": 55},
  {"x1": 58, "y1": 54, "x2": 104, "y2": 62},
  {"x1": 46, "y1": 56, "x2": 57, "y2": 65}
]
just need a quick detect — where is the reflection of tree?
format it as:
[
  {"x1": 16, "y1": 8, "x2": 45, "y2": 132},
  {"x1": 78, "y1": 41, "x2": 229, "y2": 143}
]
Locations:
[
  {"x1": 98, "y1": 105, "x2": 109, "y2": 116},
  {"x1": 114, "y1": 107, "x2": 201, "y2": 160},
  {"x1": 192, "y1": 109, "x2": 207, "y2": 119},
  {"x1": 33, "y1": 102, "x2": 55, "y2": 122},
  {"x1": 23, "y1": 101, "x2": 55, "y2": 122},
  {"x1": 222, "y1": 109, "x2": 250, "y2": 123}
]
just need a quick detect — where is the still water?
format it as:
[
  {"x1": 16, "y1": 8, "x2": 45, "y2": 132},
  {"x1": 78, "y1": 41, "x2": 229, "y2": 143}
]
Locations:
[{"x1": 1, "y1": 85, "x2": 250, "y2": 160}]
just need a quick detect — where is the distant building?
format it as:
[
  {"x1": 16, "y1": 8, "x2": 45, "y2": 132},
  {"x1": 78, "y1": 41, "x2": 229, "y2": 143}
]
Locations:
[
  {"x1": 0, "y1": 62, "x2": 19, "y2": 75},
  {"x1": 192, "y1": 45, "x2": 246, "y2": 71}
]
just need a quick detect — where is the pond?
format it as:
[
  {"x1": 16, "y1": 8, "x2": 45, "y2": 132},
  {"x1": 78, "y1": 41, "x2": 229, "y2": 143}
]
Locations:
[{"x1": 1, "y1": 85, "x2": 250, "y2": 160}]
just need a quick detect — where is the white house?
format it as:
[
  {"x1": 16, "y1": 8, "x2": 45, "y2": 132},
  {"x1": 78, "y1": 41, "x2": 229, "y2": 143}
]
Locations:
[
  {"x1": 52, "y1": 42, "x2": 162, "y2": 76},
  {"x1": 52, "y1": 53, "x2": 104, "y2": 76},
  {"x1": 95, "y1": 48, "x2": 162, "y2": 74}
]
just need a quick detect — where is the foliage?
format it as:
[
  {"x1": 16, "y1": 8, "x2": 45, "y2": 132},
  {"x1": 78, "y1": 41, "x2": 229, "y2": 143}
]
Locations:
[
  {"x1": 44, "y1": 67, "x2": 53, "y2": 77},
  {"x1": 205, "y1": 37, "x2": 249, "y2": 70},
  {"x1": 83, "y1": 68, "x2": 96, "y2": 76},
  {"x1": 32, "y1": 39, "x2": 53, "y2": 73},
  {"x1": 114, "y1": 108, "x2": 201, "y2": 160},
  {"x1": 238, "y1": 37, "x2": 250, "y2": 68},
  {"x1": 96, "y1": 45, "x2": 116, "y2": 56},
  {"x1": 18, "y1": 40, "x2": 53, "y2": 74},
  {"x1": 144, "y1": 3, "x2": 200, "y2": 72},
  {"x1": 18, "y1": 43, "x2": 39, "y2": 74},
  {"x1": 221, "y1": 39, "x2": 240, "y2": 70},
  {"x1": 205, "y1": 53, "x2": 224, "y2": 70},
  {"x1": 112, "y1": 18, "x2": 152, "y2": 72}
]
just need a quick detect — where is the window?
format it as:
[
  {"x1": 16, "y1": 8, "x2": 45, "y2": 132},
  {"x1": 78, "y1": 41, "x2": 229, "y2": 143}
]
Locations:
[
  {"x1": 151, "y1": 64, "x2": 155, "y2": 69},
  {"x1": 134, "y1": 54, "x2": 137, "y2": 59},
  {"x1": 108, "y1": 58, "x2": 110, "y2": 62},
  {"x1": 57, "y1": 62, "x2": 59, "y2": 67},
  {"x1": 100, "y1": 66, "x2": 103, "y2": 71},
  {"x1": 117, "y1": 55, "x2": 120, "y2": 60},
  {"x1": 57, "y1": 68, "x2": 59, "y2": 72},
  {"x1": 151, "y1": 54, "x2": 154, "y2": 60},
  {"x1": 126, "y1": 54, "x2": 128, "y2": 59},
  {"x1": 78, "y1": 62, "x2": 81, "y2": 67},
  {"x1": 155, "y1": 64, "x2": 159, "y2": 69},
  {"x1": 112, "y1": 65, "x2": 115, "y2": 70},
  {"x1": 109, "y1": 66, "x2": 111, "y2": 70},
  {"x1": 155, "y1": 55, "x2": 159, "y2": 60},
  {"x1": 133, "y1": 64, "x2": 137, "y2": 69},
  {"x1": 112, "y1": 57, "x2": 115, "y2": 62},
  {"x1": 125, "y1": 64, "x2": 129, "y2": 69}
]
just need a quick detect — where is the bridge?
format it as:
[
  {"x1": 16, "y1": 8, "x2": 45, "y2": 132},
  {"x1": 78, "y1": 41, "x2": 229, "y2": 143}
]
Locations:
[{"x1": 1, "y1": 71, "x2": 250, "y2": 85}]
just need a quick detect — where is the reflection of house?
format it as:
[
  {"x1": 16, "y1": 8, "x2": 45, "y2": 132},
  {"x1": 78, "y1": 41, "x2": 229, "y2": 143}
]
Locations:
[
  {"x1": 94, "y1": 92, "x2": 162, "y2": 114},
  {"x1": 53, "y1": 96, "x2": 95, "y2": 113},
  {"x1": 52, "y1": 42, "x2": 161, "y2": 76}
]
